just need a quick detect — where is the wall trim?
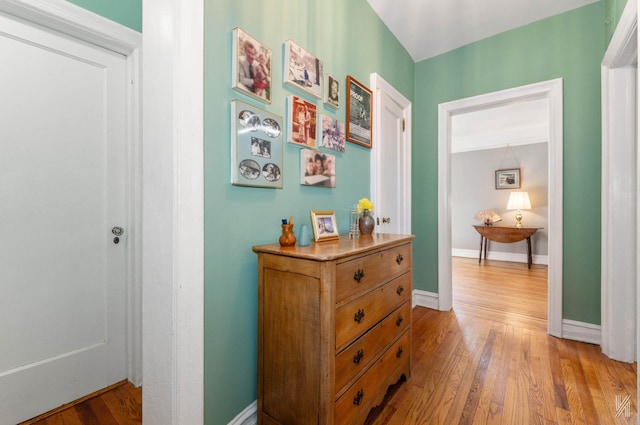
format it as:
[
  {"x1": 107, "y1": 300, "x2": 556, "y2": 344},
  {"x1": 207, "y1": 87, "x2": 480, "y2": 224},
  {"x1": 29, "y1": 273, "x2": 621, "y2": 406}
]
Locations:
[
  {"x1": 413, "y1": 289, "x2": 440, "y2": 310},
  {"x1": 562, "y1": 319, "x2": 602, "y2": 346},
  {"x1": 600, "y1": 0, "x2": 637, "y2": 364},
  {"x1": 228, "y1": 400, "x2": 257, "y2": 425},
  {"x1": 452, "y1": 249, "x2": 549, "y2": 265},
  {"x1": 438, "y1": 78, "x2": 563, "y2": 339}
]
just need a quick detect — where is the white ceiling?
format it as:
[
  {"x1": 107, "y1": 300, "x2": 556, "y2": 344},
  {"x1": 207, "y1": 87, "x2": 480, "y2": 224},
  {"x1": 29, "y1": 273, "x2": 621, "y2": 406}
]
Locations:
[{"x1": 367, "y1": 0, "x2": 600, "y2": 62}]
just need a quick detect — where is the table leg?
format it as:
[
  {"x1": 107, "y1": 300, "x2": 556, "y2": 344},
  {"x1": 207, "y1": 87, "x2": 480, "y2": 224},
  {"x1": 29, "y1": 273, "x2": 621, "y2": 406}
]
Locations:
[
  {"x1": 484, "y1": 238, "x2": 488, "y2": 260},
  {"x1": 478, "y1": 235, "x2": 483, "y2": 264},
  {"x1": 526, "y1": 237, "x2": 532, "y2": 269}
]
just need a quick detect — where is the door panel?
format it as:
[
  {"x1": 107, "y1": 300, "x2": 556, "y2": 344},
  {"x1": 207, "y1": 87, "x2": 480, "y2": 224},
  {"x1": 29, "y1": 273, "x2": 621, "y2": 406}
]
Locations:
[
  {"x1": 0, "y1": 12, "x2": 128, "y2": 424},
  {"x1": 378, "y1": 91, "x2": 404, "y2": 234}
]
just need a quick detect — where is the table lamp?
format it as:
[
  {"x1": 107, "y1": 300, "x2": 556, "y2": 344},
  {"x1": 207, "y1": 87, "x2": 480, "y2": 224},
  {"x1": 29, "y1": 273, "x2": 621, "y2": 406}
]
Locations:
[{"x1": 507, "y1": 191, "x2": 531, "y2": 228}]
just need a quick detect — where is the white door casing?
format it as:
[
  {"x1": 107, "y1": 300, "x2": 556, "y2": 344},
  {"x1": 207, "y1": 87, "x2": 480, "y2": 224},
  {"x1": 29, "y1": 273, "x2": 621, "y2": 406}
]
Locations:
[
  {"x1": 370, "y1": 73, "x2": 412, "y2": 235},
  {"x1": 601, "y1": 0, "x2": 637, "y2": 363},
  {"x1": 438, "y1": 79, "x2": 564, "y2": 338},
  {"x1": 0, "y1": 3, "x2": 140, "y2": 423}
]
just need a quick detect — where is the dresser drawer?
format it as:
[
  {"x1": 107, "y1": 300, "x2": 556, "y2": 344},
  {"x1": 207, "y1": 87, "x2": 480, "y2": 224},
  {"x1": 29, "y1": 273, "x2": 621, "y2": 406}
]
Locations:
[
  {"x1": 335, "y1": 272, "x2": 411, "y2": 350},
  {"x1": 336, "y1": 243, "x2": 411, "y2": 306},
  {"x1": 335, "y1": 331, "x2": 410, "y2": 425},
  {"x1": 335, "y1": 301, "x2": 411, "y2": 394}
]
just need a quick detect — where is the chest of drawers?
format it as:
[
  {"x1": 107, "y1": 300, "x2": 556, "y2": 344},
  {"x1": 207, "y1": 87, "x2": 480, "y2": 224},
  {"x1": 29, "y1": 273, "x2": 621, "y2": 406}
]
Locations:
[{"x1": 253, "y1": 234, "x2": 414, "y2": 425}]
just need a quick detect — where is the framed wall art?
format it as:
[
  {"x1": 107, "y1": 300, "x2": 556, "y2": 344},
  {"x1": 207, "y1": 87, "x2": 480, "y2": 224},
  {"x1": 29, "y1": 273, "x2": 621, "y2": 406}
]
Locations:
[
  {"x1": 231, "y1": 100, "x2": 283, "y2": 188},
  {"x1": 284, "y1": 40, "x2": 323, "y2": 99},
  {"x1": 287, "y1": 95, "x2": 317, "y2": 148},
  {"x1": 346, "y1": 75, "x2": 372, "y2": 148},
  {"x1": 319, "y1": 114, "x2": 345, "y2": 153},
  {"x1": 495, "y1": 168, "x2": 521, "y2": 189},
  {"x1": 231, "y1": 27, "x2": 272, "y2": 104},
  {"x1": 324, "y1": 74, "x2": 339, "y2": 109},
  {"x1": 310, "y1": 210, "x2": 339, "y2": 242},
  {"x1": 300, "y1": 149, "x2": 336, "y2": 188}
]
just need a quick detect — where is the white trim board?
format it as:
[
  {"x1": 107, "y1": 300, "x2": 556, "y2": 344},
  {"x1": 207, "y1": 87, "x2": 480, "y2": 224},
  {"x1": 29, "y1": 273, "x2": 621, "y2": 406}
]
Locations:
[
  {"x1": 452, "y1": 249, "x2": 549, "y2": 265},
  {"x1": 438, "y1": 79, "x2": 563, "y2": 339}
]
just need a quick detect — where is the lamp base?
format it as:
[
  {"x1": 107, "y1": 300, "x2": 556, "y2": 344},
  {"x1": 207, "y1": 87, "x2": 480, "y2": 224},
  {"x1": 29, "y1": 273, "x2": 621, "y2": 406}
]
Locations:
[{"x1": 514, "y1": 211, "x2": 523, "y2": 228}]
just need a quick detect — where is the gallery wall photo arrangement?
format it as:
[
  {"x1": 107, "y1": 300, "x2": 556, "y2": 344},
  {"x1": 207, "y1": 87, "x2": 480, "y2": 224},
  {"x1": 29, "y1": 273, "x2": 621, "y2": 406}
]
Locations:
[
  {"x1": 300, "y1": 148, "x2": 336, "y2": 188},
  {"x1": 231, "y1": 28, "x2": 272, "y2": 104},
  {"x1": 346, "y1": 75, "x2": 372, "y2": 148},
  {"x1": 495, "y1": 168, "x2": 521, "y2": 189},
  {"x1": 324, "y1": 74, "x2": 339, "y2": 109},
  {"x1": 287, "y1": 95, "x2": 317, "y2": 149},
  {"x1": 231, "y1": 100, "x2": 283, "y2": 188},
  {"x1": 310, "y1": 210, "x2": 339, "y2": 242},
  {"x1": 319, "y1": 114, "x2": 345, "y2": 153},
  {"x1": 284, "y1": 40, "x2": 323, "y2": 99}
]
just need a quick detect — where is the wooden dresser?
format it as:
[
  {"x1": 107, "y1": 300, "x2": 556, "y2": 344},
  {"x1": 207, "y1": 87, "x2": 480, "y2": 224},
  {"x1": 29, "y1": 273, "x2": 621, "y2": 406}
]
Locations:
[{"x1": 253, "y1": 234, "x2": 414, "y2": 425}]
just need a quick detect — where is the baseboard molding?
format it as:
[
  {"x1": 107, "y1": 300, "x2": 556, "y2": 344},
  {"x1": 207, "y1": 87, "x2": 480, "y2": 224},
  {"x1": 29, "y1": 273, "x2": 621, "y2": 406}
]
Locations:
[
  {"x1": 452, "y1": 248, "x2": 548, "y2": 265},
  {"x1": 228, "y1": 400, "x2": 257, "y2": 425},
  {"x1": 562, "y1": 319, "x2": 601, "y2": 345},
  {"x1": 413, "y1": 289, "x2": 440, "y2": 310}
]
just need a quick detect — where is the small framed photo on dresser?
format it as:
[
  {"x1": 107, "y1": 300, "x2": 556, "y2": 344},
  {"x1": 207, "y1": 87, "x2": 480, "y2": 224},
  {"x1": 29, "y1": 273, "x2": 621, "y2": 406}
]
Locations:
[{"x1": 310, "y1": 210, "x2": 339, "y2": 242}]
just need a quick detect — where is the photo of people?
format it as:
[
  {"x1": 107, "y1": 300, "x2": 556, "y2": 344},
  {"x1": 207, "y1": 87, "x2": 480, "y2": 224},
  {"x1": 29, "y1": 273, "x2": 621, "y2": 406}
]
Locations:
[
  {"x1": 231, "y1": 100, "x2": 283, "y2": 188},
  {"x1": 300, "y1": 148, "x2": 336, "y2": 188},
  {"x1": 287, "y1": 95, "x2": 317, "y2": 148},
  {"x1": 284, "y1": 40, "x2": 323, "y2": 99},
  {"x1": 232, "y1": 28, "x2": 272, "y2": 103},
  {"x1": 324, "y1": 74, "x2": 339, "y2": 109},
  {"x1": 319, "y1": 115, "x2": 345, "y2": 153}
]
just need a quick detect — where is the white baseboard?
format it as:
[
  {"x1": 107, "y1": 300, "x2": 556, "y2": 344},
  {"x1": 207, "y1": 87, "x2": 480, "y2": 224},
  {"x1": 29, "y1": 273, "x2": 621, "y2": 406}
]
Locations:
[
  {"x1": 452, "y1": 248, "x2": 548, "y2": 265},
  {"x1": 228, "y1": 400, "x2": 257, "y2": 425},
  {"x1": 413, "y1": 289, "x2": 440, "y2": 310},
  {"x1": 562, "y1": 319, "x2": 601, "y2": 345}
]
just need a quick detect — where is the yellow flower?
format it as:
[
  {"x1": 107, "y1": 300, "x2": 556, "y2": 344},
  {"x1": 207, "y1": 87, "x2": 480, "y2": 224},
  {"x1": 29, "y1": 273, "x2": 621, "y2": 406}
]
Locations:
[{"x1": 357, "y1": 198, "x2": 374, "y2": 213}]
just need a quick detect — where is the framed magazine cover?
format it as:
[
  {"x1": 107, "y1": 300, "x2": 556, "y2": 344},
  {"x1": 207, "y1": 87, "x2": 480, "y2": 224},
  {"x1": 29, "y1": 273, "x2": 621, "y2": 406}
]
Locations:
[{"x1": 346, "y1": 75, "x2": 372, "y2": 148}]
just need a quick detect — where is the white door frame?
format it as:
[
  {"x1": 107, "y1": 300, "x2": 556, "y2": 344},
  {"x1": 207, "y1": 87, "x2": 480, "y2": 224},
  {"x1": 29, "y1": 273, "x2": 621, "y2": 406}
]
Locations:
[
  {"x1": 601, "y1": 0, "x2": 637, "y2": 363},
  {"x1": 0, "y1": 0, "x2": 142, "y2": 386},
  {"x1": 438, "y1": 79, "x2": 564, "y2": 338},
  {"x1": 370, "y1": 73, "x2": 412, "y2": 234},
  {"x1": 142, "y1": 0, "x2": 204, "y2": 424}
]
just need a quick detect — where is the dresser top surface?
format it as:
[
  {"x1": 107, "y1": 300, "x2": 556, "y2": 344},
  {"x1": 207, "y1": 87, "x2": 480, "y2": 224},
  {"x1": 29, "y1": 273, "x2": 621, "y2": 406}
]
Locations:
[{"x1": 253, "y1": 233, "x2": 414, "y2": 261}]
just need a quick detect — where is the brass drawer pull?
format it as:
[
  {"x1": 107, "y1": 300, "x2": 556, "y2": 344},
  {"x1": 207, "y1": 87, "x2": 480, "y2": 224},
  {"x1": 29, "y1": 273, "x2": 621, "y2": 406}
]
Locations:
[
  {"x1": 353, "y1": 268, "x2": 365, "y2": 283},
  {"x1": 353, "y1": 349, "x2": 364, "y2": 364},
  {"x1": 396, "y1": 315, "x2": 403, "y2": 326},
  {"x1": 396, "y1": 285, "x2": 404, "y2": 296},
  {"x1": 354, "y1": 308, "x2": 365, "y2": 323},
  {"x1": 396, "y1": 346, "x2": 404, "y2": 358},
  {"x1": 353, "y1": 389, "x2": 364, "y2": 406},
  {"x1": 396, "y1": 254, "x2": 404, "y2": 265}
]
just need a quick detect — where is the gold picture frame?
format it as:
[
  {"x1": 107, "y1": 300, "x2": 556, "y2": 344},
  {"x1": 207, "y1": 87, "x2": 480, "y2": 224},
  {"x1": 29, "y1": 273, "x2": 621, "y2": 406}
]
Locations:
[{"x1": 310, "y1": 210, "x2": 339, "y2": 242}]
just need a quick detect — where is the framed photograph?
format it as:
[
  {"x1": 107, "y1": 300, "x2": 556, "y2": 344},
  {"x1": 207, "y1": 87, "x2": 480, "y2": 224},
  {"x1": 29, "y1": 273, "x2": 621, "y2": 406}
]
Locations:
[
  {"x1": 284, "y1": 40, "x2": 323, "y2": 99},
  {"x1": 231, "y1": 28, "x2": 272, "y2": 103},
  {"x1": 324, "y1": 74, "x2": 339, "y2": 109},
  {"x1": 301, "y1": 149, "x2": 336, "y2": 188},
  {"x1": 310, "y1": 210, "x2": 339, "y2": 242},
  {"x1": 346, "y1": 75, "x2": 372, "y2": 148},
  {"x1": 495, "y1": 168, "x2": 521, "y2": 189},
  {"x1": 287, "y1": 95, "x2": 317, "y2": 148},
  {"x1": 231, "y1": 100, "x2": 283, "y2": 188},
  {"x1": 319, "y1": 114, "x2": 345, "y2": 153}
]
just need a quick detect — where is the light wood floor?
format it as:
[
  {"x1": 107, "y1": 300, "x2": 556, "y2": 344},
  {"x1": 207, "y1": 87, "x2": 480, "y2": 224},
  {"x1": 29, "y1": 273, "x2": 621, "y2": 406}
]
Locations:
[
  {"x1": 367, "y1": 257, "x2": 637, "y2": 424},
  {"x1": 19, "y1": 381, "x2": 141, "y2": 425},
  {"x1": 24, "y1": 258, "x2": 637, "y2": 425}
]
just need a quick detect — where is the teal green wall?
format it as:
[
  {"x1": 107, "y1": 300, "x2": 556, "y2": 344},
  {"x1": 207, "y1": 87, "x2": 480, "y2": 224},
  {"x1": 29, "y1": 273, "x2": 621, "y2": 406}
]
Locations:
[
  {"x1": 605, "y1": 0, "x2": 629, "y2": 42},
  {"x1": 65, "y1": 0, "x2": 141, "y2": 31},
  {"x1": 413, "y1": 3, "x2": 605, "y2": 325},
  {"x1": 204, "y1": 1, "x2": 414, "y2": 423}
]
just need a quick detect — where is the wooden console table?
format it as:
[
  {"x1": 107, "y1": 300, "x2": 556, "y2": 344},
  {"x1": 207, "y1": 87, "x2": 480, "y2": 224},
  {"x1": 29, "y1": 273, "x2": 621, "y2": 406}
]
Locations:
[{"x1": 472, "y1": 225, "x2": 541, "y2": 269}]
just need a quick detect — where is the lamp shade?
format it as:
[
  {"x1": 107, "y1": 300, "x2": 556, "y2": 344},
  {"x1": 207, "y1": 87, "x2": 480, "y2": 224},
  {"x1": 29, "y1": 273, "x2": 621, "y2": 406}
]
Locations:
[{"x1": 507, "y1": 191, "x2": 531, "y2": 210}]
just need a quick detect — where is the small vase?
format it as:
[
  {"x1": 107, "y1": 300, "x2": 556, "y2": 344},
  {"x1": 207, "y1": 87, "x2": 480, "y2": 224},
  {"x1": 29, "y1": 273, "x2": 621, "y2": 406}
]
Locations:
[
  {"x1": 279, "y1": 223, "x2": 296, "y2": 247},
  {"x1": 359, "y1": 209, "x2": 375, "y2": 236}
]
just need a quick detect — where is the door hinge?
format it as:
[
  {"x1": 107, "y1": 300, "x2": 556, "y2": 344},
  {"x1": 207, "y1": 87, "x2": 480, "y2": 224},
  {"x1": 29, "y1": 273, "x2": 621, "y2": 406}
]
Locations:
[{"x1": 402, "y1": 119, "x2": 405, "y2": 132}]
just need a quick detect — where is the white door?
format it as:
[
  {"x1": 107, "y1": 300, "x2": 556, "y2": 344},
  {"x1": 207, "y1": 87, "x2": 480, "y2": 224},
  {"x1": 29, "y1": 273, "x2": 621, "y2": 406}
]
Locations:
[
  {"x1": 0, "y1": 12, "x2": 128, "y2": 424},
  {"x1": 371, "y1": 75, "x2": 411, "y2": 235}
]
